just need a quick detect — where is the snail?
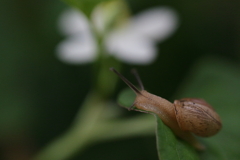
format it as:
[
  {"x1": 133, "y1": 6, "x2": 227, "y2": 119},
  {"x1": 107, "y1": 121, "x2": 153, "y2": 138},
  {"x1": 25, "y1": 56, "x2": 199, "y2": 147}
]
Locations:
[{"x1": 110, "y1": 68, "x2": 222, "y2": 150}]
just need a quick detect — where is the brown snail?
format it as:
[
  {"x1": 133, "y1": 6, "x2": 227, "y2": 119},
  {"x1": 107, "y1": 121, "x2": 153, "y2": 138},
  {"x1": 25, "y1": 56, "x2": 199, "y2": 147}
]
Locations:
[{"x1": 110, "y1": 68, "x2": 222, "y2": 150}]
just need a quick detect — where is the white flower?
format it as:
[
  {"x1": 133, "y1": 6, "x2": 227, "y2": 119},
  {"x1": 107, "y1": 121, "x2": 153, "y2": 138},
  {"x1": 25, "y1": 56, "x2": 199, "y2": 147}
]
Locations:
[{"x1": 56, "y1": 6, "x2": 178, "y2": 64}]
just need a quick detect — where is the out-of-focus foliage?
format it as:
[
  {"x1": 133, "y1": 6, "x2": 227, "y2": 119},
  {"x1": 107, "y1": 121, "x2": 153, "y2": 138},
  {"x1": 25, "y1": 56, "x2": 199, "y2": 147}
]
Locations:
[
  {"x1": 62, "y1": 0, "x2": 108, "y2": 16},
  {"x1": 118, "y1": 88, "x2": 135, "y2": 108},
  {"x1": 1, "y1": 0, "x2": 240, "y2": 159}
]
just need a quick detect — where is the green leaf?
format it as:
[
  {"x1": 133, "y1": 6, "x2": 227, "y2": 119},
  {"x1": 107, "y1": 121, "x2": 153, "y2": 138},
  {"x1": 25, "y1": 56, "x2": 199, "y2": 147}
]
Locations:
[
  {"x1": 156, "y1": 115, "x2": 199, "y2": 160},
  {"x1": 61, "y1": 0, "x2": 107, "y2": 16},
  {"x1": 175, "y1": 56, "x2": 240, "y2": 159}
]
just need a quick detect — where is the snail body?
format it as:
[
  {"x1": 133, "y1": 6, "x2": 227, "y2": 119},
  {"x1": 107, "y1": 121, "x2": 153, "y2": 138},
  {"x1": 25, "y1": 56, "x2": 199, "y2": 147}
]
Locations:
[{"x1": 110, "y1": 68, "x2": 222, "y2": 150}]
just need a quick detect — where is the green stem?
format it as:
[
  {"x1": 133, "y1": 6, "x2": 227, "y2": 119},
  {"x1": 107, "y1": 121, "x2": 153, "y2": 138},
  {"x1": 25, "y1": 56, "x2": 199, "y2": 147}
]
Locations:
[
  {"x1": 33, "y1": 91, "x2": 155, "y2": 160},
  {"x1": 33, "y1": 127, "x2": 91, "y2": 160},
  {"x1": 92, "y1": 115, "x2": 155, "y2": 142},
  {"x1": 33, "y1": 92, "x2": 107, "y2": 160}
]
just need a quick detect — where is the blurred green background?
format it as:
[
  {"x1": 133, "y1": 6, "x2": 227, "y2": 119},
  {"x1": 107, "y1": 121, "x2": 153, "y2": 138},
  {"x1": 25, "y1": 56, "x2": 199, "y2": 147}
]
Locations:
[{"x1": 1, "y1": 0, "x2": 240, "y2": 159}]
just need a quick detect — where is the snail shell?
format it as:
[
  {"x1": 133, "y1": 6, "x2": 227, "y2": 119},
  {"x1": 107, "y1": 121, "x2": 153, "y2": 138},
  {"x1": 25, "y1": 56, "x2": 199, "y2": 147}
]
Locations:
[{"x1": 174, "y1": 98, "x2": 222, "y2": 137}]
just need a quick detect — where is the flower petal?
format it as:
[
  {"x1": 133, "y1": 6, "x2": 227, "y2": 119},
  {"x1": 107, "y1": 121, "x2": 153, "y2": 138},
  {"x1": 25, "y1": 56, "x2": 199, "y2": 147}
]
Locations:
[
  {"x1": 129, "y1": 7, "x2": 178, "y2": 42},
  {"x1": 58, "y1": 9, "x2": 91, "y2": 36},
  {"x1": 106, "y1": 30, "x2": 157, "y2": 64},
  {"x1": 56, "y1": 34, "x2": 97, "y2": 64},
  {"x1": 104, "y1": 6, "x2": 178, "y2": 64}
]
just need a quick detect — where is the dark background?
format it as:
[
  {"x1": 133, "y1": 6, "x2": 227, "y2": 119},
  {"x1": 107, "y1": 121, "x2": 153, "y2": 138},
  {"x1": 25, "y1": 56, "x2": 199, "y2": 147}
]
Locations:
[{"x1": 1, "y1": 0, "x2": 240, "y2": 159}]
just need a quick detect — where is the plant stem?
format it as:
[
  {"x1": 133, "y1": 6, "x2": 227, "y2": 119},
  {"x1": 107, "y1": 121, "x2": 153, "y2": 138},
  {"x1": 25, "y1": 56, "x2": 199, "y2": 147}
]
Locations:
[
  {"x1": 33, "y1": 92, "x2": 106, "y2": 160},
  {"x1": 33, "y1": 90, "x2": 156, "y2": 160}
]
